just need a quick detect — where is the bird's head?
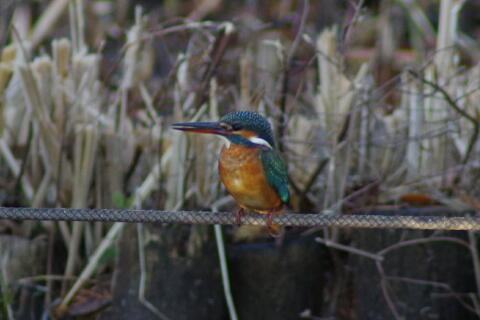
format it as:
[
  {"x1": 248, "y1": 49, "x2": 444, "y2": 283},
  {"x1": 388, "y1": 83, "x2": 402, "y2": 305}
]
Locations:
[{"x1": 172, "y1": 111, "x2": 275, "y2": 149}]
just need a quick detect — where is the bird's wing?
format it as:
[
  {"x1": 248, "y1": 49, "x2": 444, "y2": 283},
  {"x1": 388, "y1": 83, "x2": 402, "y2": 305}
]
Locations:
[{"x1": 260, "y1": 149, "x2": 290, "y2": 204}]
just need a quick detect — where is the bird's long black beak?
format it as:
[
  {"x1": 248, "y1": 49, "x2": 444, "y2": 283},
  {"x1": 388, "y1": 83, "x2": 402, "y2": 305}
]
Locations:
[{"x1": 171, "y1": 121, "x2": 226, "y2": 135}]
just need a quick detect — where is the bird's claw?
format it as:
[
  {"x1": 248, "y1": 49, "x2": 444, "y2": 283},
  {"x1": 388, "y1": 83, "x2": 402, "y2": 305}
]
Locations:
[
  {"x1": 235, "y1": 208, "x2": 245, "y2": 225},
  {"x1": 265, "y1": 211, "x2": 281, "y2": 237},
  {"x1": 266, "y1": 211, "x2": 274, "y2": 226}
]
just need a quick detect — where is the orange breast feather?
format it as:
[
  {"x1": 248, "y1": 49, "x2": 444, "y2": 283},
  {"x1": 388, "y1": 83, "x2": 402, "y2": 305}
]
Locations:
[{"x1": 219, "y1": 144, "x2": 282, "y2": 214}]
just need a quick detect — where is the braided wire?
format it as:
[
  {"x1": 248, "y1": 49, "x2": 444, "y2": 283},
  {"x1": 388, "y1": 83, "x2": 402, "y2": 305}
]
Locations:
[{"x1": 0, "y1": 207, "x2": 479, "y2": 230}]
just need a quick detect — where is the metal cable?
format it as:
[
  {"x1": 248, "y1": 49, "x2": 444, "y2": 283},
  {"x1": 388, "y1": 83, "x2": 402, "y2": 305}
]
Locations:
[{"x1": 0, "y1": 207, "x2": 479, "y2": 230}]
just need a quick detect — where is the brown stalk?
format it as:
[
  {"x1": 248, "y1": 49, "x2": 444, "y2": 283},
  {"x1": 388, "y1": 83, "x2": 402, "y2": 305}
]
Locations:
[
  {"x1": 377, "y1": 236, "x2": 470, "y2": 256},
  {"x1": 277, "y1": 0, "x2": 309, "y2": 153},
  {"x1": 315, "y1": 237, "x2": 383, "y2": 261},
  {"x1": 387, "y1": 276, "x2": 478, "y2": 314},
  {"x1": 376, "y1": 261, "x2": 402, "y2": 320},
  {"x1": 12, "y1": 121, "x2": 33, "y2": 204},
  {"x1": 340, "y1": 0, "x2": 365, "y2": 54},
  {"x1": 194, "y1": 23, "x2": 234, "y2": 110},
  {"x1": 104, "y1": 21, "x2": 226, "y2": 85},
  {"x1": 297, "y1": 157, "x2": 329, "y2": 207},
  {"x1": 468, "y1": 230, "x2": 480, "y2": 305},
  {"x1": 409, "y1": 70, "x2": 479, "y2": 166}
]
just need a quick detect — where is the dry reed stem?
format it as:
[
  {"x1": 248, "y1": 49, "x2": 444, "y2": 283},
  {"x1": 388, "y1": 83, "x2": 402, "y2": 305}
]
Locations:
[
  {"x1": 0, "y1": 63, "x2": 12, "y2": 94},
  {"x1": 11, "y1": 5, "x2": 31, "y2": 41},
  {"x1": 0, "y1": 268, "x2": 15, "y2": 320},
  {"x1": 16, "y1": 62, "x2": 64, "y2": 192},
  {"x1": 57, "y1": 222, "x2": 124, "y2": 313},
  {"x1": 31, "y1": 169, "x2": 51, "y2": 208},
  {"x1": 315, "y1": 27, "x2": 367, "y2": 210},
  {"x1": 64, "y1": 126, "x2": 99, "y2": 282},
  {"x1": 0, "y1": 139, "x2": 33, "y2": 200},
  {"x1": 435, "y1": 0, "x2": 465, "y2": 76},
  {"x1": 69, "y1": 0, "x2": 86, "y2": 54},
  {"x1": 137, "y1": 223, "x2": 172, "y2": 320},
  {"x1": 59, "y1": 142, "x2": 167, "y2": 311},
  {"x1": 0, "y1": 1, "x2": 479, "y2": 317},
  {"x1": 469, "y1": 231, "x2": 480, "y2": 303},
  {"x1": 214, "y1": 224, "x2": 238, "y2": 320},
  {"x1": 396, "y1": 0, "x2": 435, "y2": 41},
  {"x1": 31, "y1": 0, "x2": 69, "y2": 49},
  {"x1": 58, "y1": 5, "x2": 171, "y2": 313}
]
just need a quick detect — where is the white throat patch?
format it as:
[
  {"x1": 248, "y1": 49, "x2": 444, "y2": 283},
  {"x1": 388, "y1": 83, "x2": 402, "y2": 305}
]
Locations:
[
  {"x1": 220, "y1": 135, "x2": 231, "y2": 148},
  {"x1": 248, "y1": 136, "x2": 273, "y2": 149}
]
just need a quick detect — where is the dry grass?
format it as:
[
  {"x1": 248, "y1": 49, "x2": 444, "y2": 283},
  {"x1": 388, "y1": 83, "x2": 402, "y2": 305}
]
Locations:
[{"x1": 0, "y1": 0, "x2": 479, "y2": 318}]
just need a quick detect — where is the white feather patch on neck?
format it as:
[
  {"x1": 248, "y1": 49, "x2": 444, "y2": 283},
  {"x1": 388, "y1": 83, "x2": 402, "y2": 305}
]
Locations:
[
  {"x1": 219, "y1": 135, "x2": 231, "y2": 148},
  {"x1": 249, "y1": 136, "x2": 272, "y2": 149}
]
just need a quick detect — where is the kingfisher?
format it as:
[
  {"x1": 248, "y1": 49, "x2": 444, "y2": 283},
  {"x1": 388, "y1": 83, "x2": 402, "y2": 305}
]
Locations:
[{"x1": 172, "y1": 111, "x2": 289, "y2": 229}]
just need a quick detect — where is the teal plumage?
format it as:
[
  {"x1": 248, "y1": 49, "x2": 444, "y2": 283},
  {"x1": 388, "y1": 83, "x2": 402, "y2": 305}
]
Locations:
[
  {"x1": 172, "y1": 110, "x2": 289, "y2": 229},
  {"x1": 224, "y1": 111, "x2": 289, "y2": 205},
  {"x1": 220, "y1": 111, "x2": 275, "y2": 147},
  {"x1": 260, "y1": 149, "x2": 289, "y2": 204}
]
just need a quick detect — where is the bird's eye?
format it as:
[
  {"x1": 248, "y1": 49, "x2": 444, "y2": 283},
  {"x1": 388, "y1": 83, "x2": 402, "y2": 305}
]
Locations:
[{"x1": 231, "y1": 124, "x2": 241, "y2": 131}]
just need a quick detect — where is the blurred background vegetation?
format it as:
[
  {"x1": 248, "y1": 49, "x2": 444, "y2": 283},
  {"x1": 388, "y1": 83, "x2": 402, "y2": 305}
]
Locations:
[{"x1": 0, "y1": 0, "x2": 480, "y2": 319}]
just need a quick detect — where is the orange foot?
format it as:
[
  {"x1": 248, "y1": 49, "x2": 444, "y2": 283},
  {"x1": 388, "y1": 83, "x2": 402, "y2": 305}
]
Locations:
[
  {"x1": 236, "y1": 208, "x2": 245, "y2": 225},
  {"x1": 266, "y1": 211, "x2": 274, "y2": 226},
  {"x1": 265, "y1": 211, "x2": 281, "y2": 236}
]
